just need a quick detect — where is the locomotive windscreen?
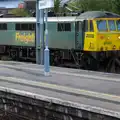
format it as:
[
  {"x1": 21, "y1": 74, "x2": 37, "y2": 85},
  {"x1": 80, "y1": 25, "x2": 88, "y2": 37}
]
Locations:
[
  {"x1": 96, "y1": 20, "x2": 107, "y2": 31},
  {"x1": 96, "y1": 19, "x2": 120, "y2": 32}
]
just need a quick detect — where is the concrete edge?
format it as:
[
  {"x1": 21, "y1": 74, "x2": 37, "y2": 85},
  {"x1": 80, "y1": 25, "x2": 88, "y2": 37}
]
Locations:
[
  {"x1": 0, "y1": 86, "x2": 119, "y2": 119},
  {"x1": 1, "y1": 76, "x2": 120, "y2": 104}
]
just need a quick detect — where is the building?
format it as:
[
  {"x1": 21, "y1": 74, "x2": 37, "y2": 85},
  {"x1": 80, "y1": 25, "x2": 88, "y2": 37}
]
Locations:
[
  {"x1": 0, "y1": 1, "x2": 26, "y2": 17},
  {"x1": 25, "y1": 1, "x2": 35, "y2": 10}
]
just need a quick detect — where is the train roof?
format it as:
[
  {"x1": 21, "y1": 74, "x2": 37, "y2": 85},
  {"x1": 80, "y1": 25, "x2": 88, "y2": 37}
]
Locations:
[
  {"x1": 0, "y1": 16, "x2": 83, "y2": 23},
  {"x1": 77, "y1": 11, "x2": 120, "y2": 19},
  {"x1": 0, "y1": 11, "x2": 119, "y2": 23}
]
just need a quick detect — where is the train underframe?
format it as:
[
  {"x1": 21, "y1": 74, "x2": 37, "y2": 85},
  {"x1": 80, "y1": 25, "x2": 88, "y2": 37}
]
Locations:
[{"x1": 0, "y1": 45, "x2": 120, "y2": 73}]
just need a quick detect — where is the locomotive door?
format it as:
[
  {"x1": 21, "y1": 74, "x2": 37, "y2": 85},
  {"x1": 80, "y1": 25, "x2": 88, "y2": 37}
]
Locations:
[{"x1": 75, "y1": 21, "x2": 84, "y2": 50}]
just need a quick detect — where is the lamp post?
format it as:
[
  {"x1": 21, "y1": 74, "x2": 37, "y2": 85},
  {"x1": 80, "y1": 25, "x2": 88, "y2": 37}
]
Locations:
[
  {"x1": 40, "y1": 9, "x2": 44, "y2": 65},
  {"x1": 44, "y1": 8, "x2": 49, "y2": 76},
  {"x1": 38, "y1": 0, "x2": 54, "y2": 76}
]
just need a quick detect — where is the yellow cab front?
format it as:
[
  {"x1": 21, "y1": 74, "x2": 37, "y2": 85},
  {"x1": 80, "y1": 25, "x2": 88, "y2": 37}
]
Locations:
[
  {"x1": 83, "y1": 18, "x2": 120, "y2": 52},
  {"x1": 95, "y1": 18, "x2": 120, "y2": 51}
]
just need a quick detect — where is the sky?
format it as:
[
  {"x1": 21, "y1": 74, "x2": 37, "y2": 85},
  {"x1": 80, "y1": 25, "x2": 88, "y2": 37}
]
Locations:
[{"x1": 0, "y1": 0, "x2": 70, "y2": 8}]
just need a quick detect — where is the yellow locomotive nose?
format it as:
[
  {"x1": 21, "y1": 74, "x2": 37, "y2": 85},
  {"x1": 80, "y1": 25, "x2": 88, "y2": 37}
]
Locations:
[{"x1": 96, "y1": 18, "x2": 120, "y2": 51}]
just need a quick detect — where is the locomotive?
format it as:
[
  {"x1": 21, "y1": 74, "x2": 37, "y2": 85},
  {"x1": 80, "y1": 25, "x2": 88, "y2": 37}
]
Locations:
[{"x1": 0, "y1": 11, "x2": 120, "y2": 73}]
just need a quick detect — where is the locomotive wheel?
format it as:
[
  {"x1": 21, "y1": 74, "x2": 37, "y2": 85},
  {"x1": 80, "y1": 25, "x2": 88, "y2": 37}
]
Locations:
[
  {"x1": 10, "y1": 51, "x2": 17, "y2": 60},
  {"x1": 80, "y1": 53, "x2": 89, "y2": 70},
  {"x1": 10, "y1": 49, "x2": 19, "y2": 61},
  {"x1": 80, "y1": 53, "x2": 99, "y2": 71}
]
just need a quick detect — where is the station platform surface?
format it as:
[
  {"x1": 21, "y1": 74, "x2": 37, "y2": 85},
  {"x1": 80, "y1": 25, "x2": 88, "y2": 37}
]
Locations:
[{"x1": 0, "y1": 60, "x2": 120, "y2": 118}]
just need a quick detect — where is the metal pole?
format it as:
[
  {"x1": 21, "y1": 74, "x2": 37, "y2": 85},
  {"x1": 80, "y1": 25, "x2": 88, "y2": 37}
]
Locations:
[
  {"x1": 40, "y1": 9, "x2": 44, "y2": 65},
  {"x1": 36, "y1": 0, "x2": 40, "y2": 64},
  {"x1": 44, "y1": 8, "x2": 50, "y2": 76}
]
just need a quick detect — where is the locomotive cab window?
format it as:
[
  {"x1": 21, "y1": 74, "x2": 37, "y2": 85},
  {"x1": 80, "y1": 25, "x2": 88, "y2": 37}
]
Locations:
[
  {"x1": 116, "y1": 20, "x2": 120, "y2": 31},
  {"x1": 0, "y1": 23, "x2": 7, "y2": 30},
  {"x1": 96, "y1": 20, "x2": 108, "y2": 31},
  {"x1": 57, "y1": 23, "x2": 71, "y2": 31},
  {"x1": 108, "y1": 20, "x2": 116, "y2": 31}
]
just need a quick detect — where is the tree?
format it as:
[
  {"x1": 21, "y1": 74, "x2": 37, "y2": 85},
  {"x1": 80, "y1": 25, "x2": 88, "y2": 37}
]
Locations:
[
  {"x1": 9, "y1": 0, "x2": 120, "y2": 17},
  {"x1": 112, "y1": 0, "x2": 120, "y2": 14},
  {"x1": 69, "y1": 0, "x2": 114, "y2": 12},
  {"x1": 51, "y1": 0, "x2": 70, "y2": 16},
  {"x1": 9, "y1": 8, "x2": 31, "y2": 17},
  {"x1": 53, "y1": 0, "x2": 62, "y2": 13}
]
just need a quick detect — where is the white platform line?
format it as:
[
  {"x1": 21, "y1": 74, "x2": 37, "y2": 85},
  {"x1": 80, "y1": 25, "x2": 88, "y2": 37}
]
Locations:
[{"x1": 0, "y1": 76, "x2": 120, "y2": 103}]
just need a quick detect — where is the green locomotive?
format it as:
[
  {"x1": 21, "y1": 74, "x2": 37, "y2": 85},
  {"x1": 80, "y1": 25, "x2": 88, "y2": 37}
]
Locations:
[{"x1": 0, "y1": 11, "x2": 120, "y2": 72}]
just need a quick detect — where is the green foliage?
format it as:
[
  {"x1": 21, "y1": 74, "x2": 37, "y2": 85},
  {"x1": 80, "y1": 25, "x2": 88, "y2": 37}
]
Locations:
[
  {"x1": 68, "y1": 0, "x2": 120, "y2": 15},
  {"x1": 9, "y1": 0, "x2": 120, "y2": 17},
  {"x1": 69, "y1": 0, "x2": 113, "y2": 11},
  {"x1": 9, "y1": 8, "x2": 31, "y2": 17},
  {"x1": 52, "y1": 0, "x2": 68, "y2": 15},
  {"x1": 112, "y1": 0, "x2": 120, "y2": 14},
  {"x1": 53, "y1": 0, "x2": 62, "y2": 13},
  {"x1": 54, "y1": 0, "x2": 120, "y2": 15}
]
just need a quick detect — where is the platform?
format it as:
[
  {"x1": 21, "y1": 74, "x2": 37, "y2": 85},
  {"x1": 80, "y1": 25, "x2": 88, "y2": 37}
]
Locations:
[{"x1": 0, "y1": 60, "x2": 120, "y2": 118}]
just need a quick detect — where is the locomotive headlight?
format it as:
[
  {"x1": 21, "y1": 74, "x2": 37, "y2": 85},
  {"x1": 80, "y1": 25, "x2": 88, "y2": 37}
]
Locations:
[
  {"x1": 107, "y1": 36, "x2": 110, "y2": 40},
  {"x1": 118, "y1": 36, "x2": 120, "y2": 39}
]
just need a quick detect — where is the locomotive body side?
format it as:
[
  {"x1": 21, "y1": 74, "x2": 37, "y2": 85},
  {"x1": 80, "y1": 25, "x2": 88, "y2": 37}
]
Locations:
[
  {"x1": 0, "y1": 17, "x2": 77, "y2": 49},
  {"x1": 0, "y1": 17, "x2": 82, "y2": 66},
  {"x1": 0, "y1": 11, "x2": 120, "y2": 72}
]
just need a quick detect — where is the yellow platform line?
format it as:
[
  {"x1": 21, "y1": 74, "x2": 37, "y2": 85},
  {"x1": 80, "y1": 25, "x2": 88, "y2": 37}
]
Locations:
[{"x1": 0, "y1": 76, "x2": 120, "y2": 103}]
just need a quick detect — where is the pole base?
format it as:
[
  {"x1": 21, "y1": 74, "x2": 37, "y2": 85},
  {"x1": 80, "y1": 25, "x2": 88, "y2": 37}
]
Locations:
[
  {"x1": 44, "y1": 47, "x2": 50, "y2": 76},
  {"x1": 44, "y1": 72, "x2": 50, "y2": 76}
]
